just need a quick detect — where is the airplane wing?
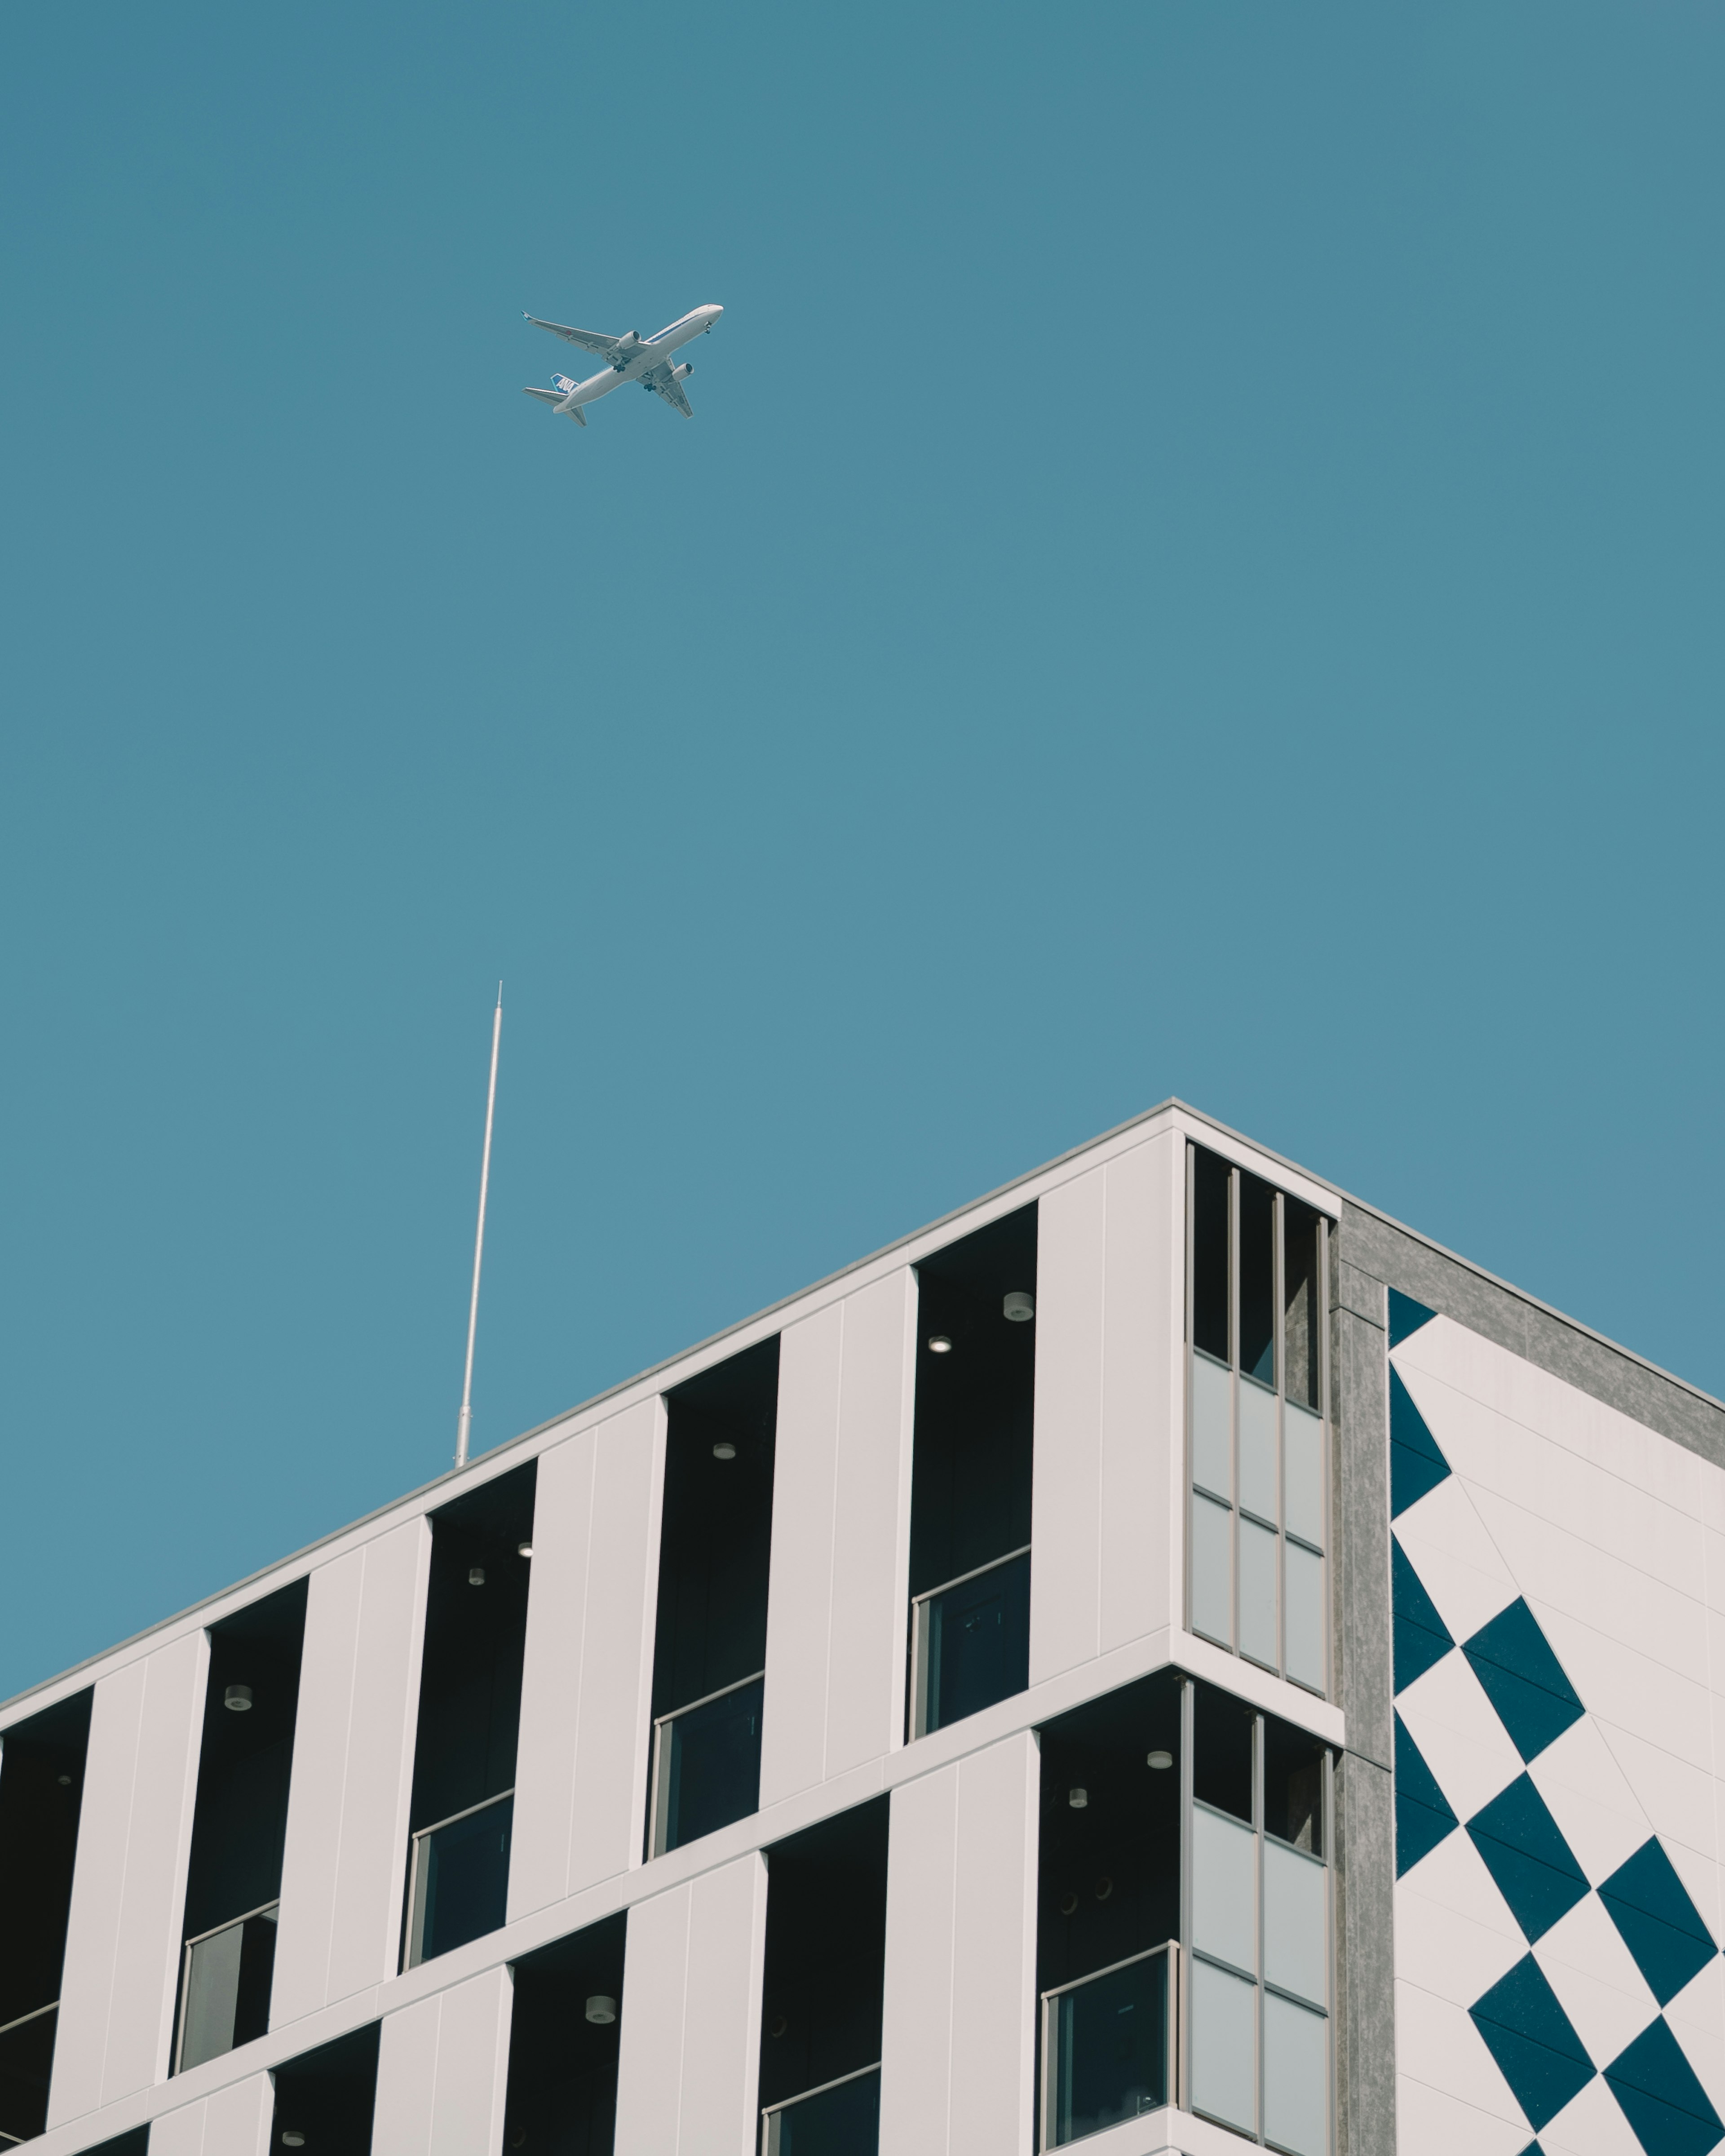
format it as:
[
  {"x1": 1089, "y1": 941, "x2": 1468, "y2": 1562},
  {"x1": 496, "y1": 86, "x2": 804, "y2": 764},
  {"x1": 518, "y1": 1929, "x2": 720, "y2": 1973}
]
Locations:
[
  {"x1": 524, "y1": 314, "x2": 621, "y2": 360},
  {"x1": 645, "y1": 364, "x2": 693, "y2": 418},
  {"x1": 522, "y1": 386, "x2": 587, "y2": 425}
]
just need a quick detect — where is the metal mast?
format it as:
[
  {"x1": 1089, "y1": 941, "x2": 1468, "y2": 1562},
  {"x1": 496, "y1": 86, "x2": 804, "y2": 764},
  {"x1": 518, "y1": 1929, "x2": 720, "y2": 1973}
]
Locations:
[{"x1": 456, "y1": 984, "x2": 503, "y2": 1467}]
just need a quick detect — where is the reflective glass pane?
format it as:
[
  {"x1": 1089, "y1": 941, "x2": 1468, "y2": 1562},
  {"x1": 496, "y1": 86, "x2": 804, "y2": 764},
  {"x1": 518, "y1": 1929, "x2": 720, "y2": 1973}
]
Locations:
[
  {"x1": 663, "y1": 1679, "x2": 763, "y2": 1851},
  {"x1": 1285, "y1": 1543, "x2": 1325, "y2": 1693},
  {"x1": 0, "y1": 2006, "x2": 55, "y2": 2143},
  {"x1": 1191, "y1": 1959, "x2": 1256, "y2": 2133},
  {"x1": 1282, "y1": 1200, "x2": 1322, "y2": 1413},
  {"x1": 1192, "y1": 1806, "x2": 1256, "y2": 1974},
  {"x1": 1191, "y1": 1495, "x2": 1233, "y2": 1647},
  {"x1": 924, "y1": 1551, "x2": 1030, "y2": 1733},
  {"x1": 181, "y1": 1908, "x2": 277, "y2": 2070},
  {"x1": 1264, "y1": 1992, "x2": 1327, "y2": 2156},
  {"x1": 1284, "y1": 1403, "x2": 1324, "y2": 1549},
  {"x1": 1240, "y1": 1518, "x2": 1278, "y2": 1669},
  {"x1": 770, "y1": 2066, "x2": 880, "y2": 2155},
  {"x1": 417, "y1": 1794, "x2": 513, "y2": 1963},
  {"x1": 1239, "y1": 1174, "x2": 1275, "y2": 1386},
  {"x1": 1192, "y1": 1150, "x2": 1230, "y2": 1364},
  {"x1": 1239, "y1": 1380, "x2": 1277, "y2": 1521},
  {"x1": 1049, "y1": 1950, "x2": 1168, "y2": 2146},
  {"x1": 1264, "y1": 1721, "x2": 1325, "y2": 1857},
  {"x1": 1264, "y1": 1842, "x2": 1327, "y2": 2008},
  {"x1": 1192, "y1": 1354, "x2": 1231, "y2": 1500}
]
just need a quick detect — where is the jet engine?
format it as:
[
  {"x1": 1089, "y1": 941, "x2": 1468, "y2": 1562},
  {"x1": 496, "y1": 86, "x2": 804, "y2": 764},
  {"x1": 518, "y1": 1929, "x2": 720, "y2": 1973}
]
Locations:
[{"x1": 672, "y1": 362, "x2": 693, "y2": 381}]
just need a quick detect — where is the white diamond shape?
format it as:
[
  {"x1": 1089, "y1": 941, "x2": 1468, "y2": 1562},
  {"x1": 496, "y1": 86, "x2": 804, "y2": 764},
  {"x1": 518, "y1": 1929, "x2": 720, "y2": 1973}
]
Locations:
[
  {"x1": 1527, "y1": 1716, "x2": 1651, "y2": 1889},
  {"x1": 1399, "y1": 1646, "x2": 1525, "y2": 1827},
  {"x1": 1398, "y1": 1828, "x2": 1526, "y2": 2006},
  {"x1": 1395, "y1": 1474, "x2": 1520, "y2": 1646},
  {"x1": 1538, "y1": 2070, "x2": 1649, "y2": 2156},
  {"x1": 1531, "y1": 1891, "x2": 1660, "y2": 2070}
]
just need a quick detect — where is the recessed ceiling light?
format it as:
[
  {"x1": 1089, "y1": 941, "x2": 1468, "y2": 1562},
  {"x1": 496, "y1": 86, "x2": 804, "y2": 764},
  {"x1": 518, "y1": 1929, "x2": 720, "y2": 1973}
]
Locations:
[
  {"x1": 58, "y1": 1773, "x2": 73, "y2": 1787},
  {"x1": 1003, "y1": 1291, "x2": 1035, "y2": 1323},
  {"x1": 927, "y1": 1335, "x2": 952, "y2": 1354},
  {"x1": 518, "y1": 1543, "x2": 534, "y2": 1558},
  {"x1": 1147, "y1": 1750, "x2": 1173, "y2": 1770},
  {"x1": 224, "y1": 1684, "x2": 253, "y2": 1713},
  {"x1": 1068, "y1": 1787, "x2": 1088, "y2": 1809},
  {"x1": 281, "y1": 2134, "x2": 305, "y2": 2148},
  {"x1": 585, "y1": 1994, "x2": 617, "y2": 2025},
  {"x1": 712, "y1": 1442, "x2": 737, "y2": 1460},
  {"x1": 469, "y1": 1567, "x2": 486, "y2": 1587}
]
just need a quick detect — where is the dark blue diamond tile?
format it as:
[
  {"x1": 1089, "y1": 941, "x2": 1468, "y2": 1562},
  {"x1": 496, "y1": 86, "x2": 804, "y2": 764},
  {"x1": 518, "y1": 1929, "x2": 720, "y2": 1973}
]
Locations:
[
  {"x1": 1390, "y1": 1366, "x2": 1451, "y2": 1519},
  {"x1": 1393, "y1": 1536, "x2": 1455, "y2": 1695},
  {"x1": 1470, "y1": 1954, "x2": 1594, "y2": 2132},
  {"x1": 1389, "y1": 1288, "x2": 1438, "y2": 1346},
  {"x1": 1599, "y1": 1841, "x2": 1718, "y2": 2008},
  {"x1": 1395, "y1": 1711, "x2": 1459, "y2": 1877},
  {"x1": 1604, "y1": 2017, "x2": 1724, "y2": 2156},
  {"x1": 1463, "y1": 1599, "x2": 1585, "y2": 1765},
  {"x1": 1468, "y1": 1775, "x2": 1589, "y2": 1943}
]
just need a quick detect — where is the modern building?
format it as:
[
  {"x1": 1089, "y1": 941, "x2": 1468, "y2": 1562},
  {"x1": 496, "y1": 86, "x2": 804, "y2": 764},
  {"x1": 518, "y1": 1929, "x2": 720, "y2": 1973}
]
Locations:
[{"x1": 0, "y1": 1100, "x2": 1721, "y2": 2156}]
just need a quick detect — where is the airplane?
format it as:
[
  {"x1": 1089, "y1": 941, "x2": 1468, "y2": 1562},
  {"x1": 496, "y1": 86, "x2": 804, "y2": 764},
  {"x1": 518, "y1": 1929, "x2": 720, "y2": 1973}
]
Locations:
[{"x1": 522, "y1": 303, "x2": 722, "y2": 426}]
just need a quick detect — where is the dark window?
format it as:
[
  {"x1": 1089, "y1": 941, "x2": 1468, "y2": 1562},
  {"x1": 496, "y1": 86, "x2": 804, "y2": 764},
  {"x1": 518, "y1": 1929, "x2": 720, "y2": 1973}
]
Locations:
[
  {"x1": 270, "y1": 2023, "x2": 380, "y2": 2156},
  {"x1": 1264, "y1": 1717, "x2": 1326, "y2": 1856},
  {"x1": 649, "y1": 1339, "x2": 779, "y2": 1855},
  {"x1": 406, "y1": 1462, "x2": 537, "y2": 1966},
  {"x1": 1193, "y1": 1686, "x2": 1254, "y2": 1825},
  {"x1": 504, "y1": 1913, "x2": 626, "y2": 2156},
  {"x1": 1282, "y1": 1199, "x2": 1322, "y2": 1414},
  {"x1": 908, "y1": 1205, "x2": 1037, "y2": 1736},
  {"x1": 1190, "y1": 1151, "x2": 1230, "y2": 1364},
  {"x1": 1238, "y1": 1173, "x2": 1275, "y2": 1389},
  {"x1": 759, "y1": 1798, "x2": 888, "y2": 2144},
  {"x1": 0, "y1": 1688, "x2": 92, "y2": 2145}
]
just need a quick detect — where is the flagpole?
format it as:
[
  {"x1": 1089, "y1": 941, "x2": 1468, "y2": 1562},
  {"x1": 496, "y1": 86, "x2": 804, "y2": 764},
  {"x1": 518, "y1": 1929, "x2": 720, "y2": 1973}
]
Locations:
[{"x1": 456, "y1": 984, "x2": 503, "y2": 1467}]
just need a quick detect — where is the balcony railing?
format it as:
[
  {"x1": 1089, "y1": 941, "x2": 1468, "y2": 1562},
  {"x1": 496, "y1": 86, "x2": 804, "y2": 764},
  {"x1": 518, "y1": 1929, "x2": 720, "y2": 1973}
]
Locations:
[
  {"x1": 406, "y1": 1788, "x2": 513, "y2": 1969},
  {"x1": 760, "y1": 2063, "x2": 881, "y2": 2156},
  {"x1": 910, "y1": 1545, "x2": 1031, "y2": 1738},
  {"x1": 0, "y1": 2001, "x2": 58, "y2": 2146},
  {"x1": 176, "y1": 1902, "x2": 279, "y2": 2073},
  {"x1": 1039, "y1": 1942, "x2": 1177, "y2": 2149},
  {"x1": 649, "y1": 1671, "x2": 765, "y2": 1858}
]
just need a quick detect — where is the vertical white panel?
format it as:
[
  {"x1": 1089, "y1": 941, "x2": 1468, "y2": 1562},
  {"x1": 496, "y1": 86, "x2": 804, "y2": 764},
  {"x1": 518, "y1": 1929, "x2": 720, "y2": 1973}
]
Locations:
[
  {"x1": 880, "y1": 1731, "x2": 1038, "y2": 2156},
  {"x1": 1029, "y1": 1166, "x2": 1107, "y2": 1684},
  {"x1": 375, "y1": 1969, "x2": 512, "y2": 2156},
  {"x1": 149, "y1": 2098, "x2": 209, "y2": 2156},
  {"x1": 274, "y1": 1518, "x2": 430, "y2": 2023},
  {"x1": 1101, "y1": 1131, "x2": 1177, "y2": 1651},
  {"x1": 614, "y1": 1852, "x2": 767, "y2": 2156},
  {"x1": 565, "y1": 1397, "x2": 665, "y2": 1896},
  {"x1": 826, "y1": 1268, "x2": 918, "y2": 1778},
  {"x1": 270, "y1": 1546, "x2": 365, "y2": 2024},
  {"x1": 202, "y1": 2072, "x2": 275, "y2": 2156},
  {"x1": 508, "y1": 1431, "x2": 596, "y2": 1920},
  {"x1": 759, "y1": 1304, "x2": 844, "y2": 1808},
  {"x1": 50, "y1": 1630, "x2": 207, "y2": 2122}
]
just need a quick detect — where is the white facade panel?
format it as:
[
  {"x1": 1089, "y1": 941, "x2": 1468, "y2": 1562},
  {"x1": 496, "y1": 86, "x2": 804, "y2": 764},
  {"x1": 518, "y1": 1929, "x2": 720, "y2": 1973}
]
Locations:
[
  {"x1": 49, "y1": 1629, "x2": 207, "y2": 2124},
  {"x1": 272, "y1": 1517, "x2": 430, "y2": 2023},
  {"x1": 375, "y1": 1967, "x2": 512, "y2": 2156},
  {"x1": 1030, "y1": 1132, "x2": 1178, "y2": 1687},
  {"x1": 149, "y1": 2072, "x2": 274, "y2": 2156},
  {"x1": 760, "y1": 1268, "x2": 916, "y2": 1807},
  {"x1": 879, "y1": 1730, "x2": 1039, "y2": 2156},
  {"x1": 614, "y1": 1852, "x2": 768, "y2": 2156},
  {"x1": 508, "y1": 1397, "x2": 665, "y2": 1917}
]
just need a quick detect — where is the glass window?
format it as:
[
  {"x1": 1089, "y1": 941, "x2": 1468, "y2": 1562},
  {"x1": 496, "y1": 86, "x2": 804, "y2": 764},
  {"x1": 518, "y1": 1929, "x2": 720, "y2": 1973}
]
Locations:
[
  {"x1": 1264, "y1": 1992, "x2": 1328, "y2": 2156},
  {"x1": 1193, "y1": 1150, "x2": 1231, "y2": 1363},
  {"x1": 1284, "y1": 1403, "x2": 1324, "y2": 1548},
  {"x1": 1263, "y1": 1842, "x2": 1327, "y2": 2009},
  {"x1": 1263, "y1": 1721, "x2": 1325, "y2": 1858},
  {"x1": 1191, "y1": 1496, "x2": 1233, "y2": 1647},
  {"x1": 1191, "y1": 1959, "x2": 1257, "y2": 2132},
  {"x1": 1282, "y1": 1199, "x2": 1322, "y2": 1414},
  {"x1": 1194, "y1": 1687, "x2": 1254, "y2": 1822},
  {"x1": 1192, "y1": 1806, "x2": 1256, "y2": 1974},
  {"x1": 1047, "y1": 1949, "x2": 1169, "y2": 2145},
  {"x1": 1284, "y1": 1545, "x2": 1325, "y2": 1694},
  {"x1": 410, "y1": 1792, "x2": 513, "y2": 1966},
  {"x1": 920, "y1": 1551, "x2": 1031, "y2": 1735},
  {"x1": 1238, "y1": 1381, "x2": 1277, "y2": 1521},
  {"x1": 653, "y1": 1677, "x2": 765, "y2": 1854},
  {"x1": 1192, "y1": 1354, "x2": 1232, "y2": 1500},
  {"x1": 1238, "y1": 1174, "x2": 1276, "y2": 1387},
  {"x1": 1239, "y1": 1521, "x2": 1278, "y2": 1669}
]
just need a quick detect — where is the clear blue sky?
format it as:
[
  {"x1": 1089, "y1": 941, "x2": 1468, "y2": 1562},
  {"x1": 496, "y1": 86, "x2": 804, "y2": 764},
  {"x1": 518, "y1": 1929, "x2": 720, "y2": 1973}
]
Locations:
[{"x1": 2, "y1": 4, "x2": 1721, "y2": 1702}]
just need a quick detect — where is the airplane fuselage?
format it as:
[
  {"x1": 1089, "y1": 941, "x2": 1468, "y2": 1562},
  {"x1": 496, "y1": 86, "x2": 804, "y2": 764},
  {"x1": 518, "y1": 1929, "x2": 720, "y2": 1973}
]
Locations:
[{"x1": 555, "y1": 305, "x2": 722, "y2": 413}]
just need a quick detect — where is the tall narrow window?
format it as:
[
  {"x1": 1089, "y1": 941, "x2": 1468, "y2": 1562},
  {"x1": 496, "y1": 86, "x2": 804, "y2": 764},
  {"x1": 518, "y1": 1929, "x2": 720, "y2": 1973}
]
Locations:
[
  {"x1": 175, "y1": 1579, "x2": 307, "y2": 2072},
  {"x1": 1035, "y1": 1672, "x2": 1183, "y2": 2148},
  {"x1": 648, "y1": 1337, "x2": 779, "y2": 1858},
  {"x1": 1185, "y1": 1684, "x2": 1332, "y2": 2155},
  {"x1": 0, "y1": 1690, "x2": 90, "y2": 2144},
  {"x1": 504, "y1": 1913, "x2": 626, "y2": 2156},
  {"x1": 405, "y1": 1461, "x2": 537, "y2": 1968},
  {"x1": 270, "y1": 2023, "x2": 380, "y2": 2156},
  {"x1": 907, "y1": 1203, "x2": 1037, "y2": 1738},
  {"x1": 758, "y1": 1797, "x2": 888, "y2": 2152},
  {"x1": 1186, "y1": 1147, "x2": 1330, "y2": 1695}
]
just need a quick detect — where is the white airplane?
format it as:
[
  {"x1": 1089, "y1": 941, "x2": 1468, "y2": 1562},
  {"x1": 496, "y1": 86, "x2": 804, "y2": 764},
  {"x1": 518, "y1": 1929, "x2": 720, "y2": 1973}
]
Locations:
[{"x1": 522, "y1": 303, "x2": 722, "y2": 426}]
